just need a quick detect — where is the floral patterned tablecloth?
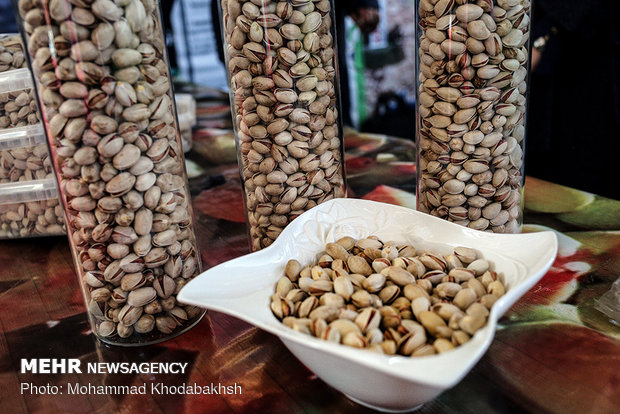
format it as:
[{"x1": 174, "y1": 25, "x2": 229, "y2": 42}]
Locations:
[{"x1": 0, "y1": 130, "x2": 618, "y2": 414}]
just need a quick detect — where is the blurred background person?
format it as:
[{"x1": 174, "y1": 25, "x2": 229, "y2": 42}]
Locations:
[
  {"x1": 526, "y1": 0, "x2": 620, "y2": 199},
  {"x1": 335, "y1": 0, "x2": 380, "y2": 126},
  {"x1": 161, "y1": 0, "x2": 178, "y2": 69}
]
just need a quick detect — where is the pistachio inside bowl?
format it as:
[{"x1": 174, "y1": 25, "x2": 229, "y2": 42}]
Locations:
[{"x1": 178, "y1": 199, "x2": 557, "y2": 412}]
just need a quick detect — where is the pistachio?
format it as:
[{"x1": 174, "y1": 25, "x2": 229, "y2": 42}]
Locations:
[
  {"x1": 272, "y1": 238, "x2": 506, "y2": 356},
  {"x1": 487, "y1": 280, "x2": 505, "y2": 297},
  {"x1": 91, "y1": 0, "x2": 123, "y2": 22},
  {"x1": 386, "y1": 266, "x2": 416, "y2": 286},
  {"x1": 411, "y1": 296, "x2": 431, "y2": 319},
  {"x1": 134, "y1": 315, "x2": 155, "y2": 334},
  {"x1": 98, "y1": 321, "x2": 116, "y2": 337},
  {"x1": 333, "y1": 275, "x2": 354, "y2": 301},
  {"x1": 155, "y1": 315, "x2": 178, "y2": 334},
  {"x1": 118, "y1": 304, "x2": 142, "y2": 326},
  {"x1": 153, "y1": 275, "x2": 176, "y2": 298}
]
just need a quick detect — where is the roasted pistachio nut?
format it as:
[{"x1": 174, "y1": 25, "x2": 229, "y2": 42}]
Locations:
[
  {"x1": 271, "y1": 237, "x2": 506, "y2": 357},
  {"x1": 417, "y1": 0, "x2": 530, "y2": 234},
  {"x1": 16, "y1": 0, "x2": 202, "y2": 342},
  {"x1": 219, "y1": 0, "x2": 345, "y2": 251}
]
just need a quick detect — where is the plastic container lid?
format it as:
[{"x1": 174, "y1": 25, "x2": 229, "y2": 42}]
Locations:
[
  {"x1": 0, "y1": 68, "x2": 33, "y2": 94},
  {"x1": 0, "y1": 178, "x2": 59, "y2": 205},
  {"x1": 0, "y1": 124, "x2": 46, "y2": 150}
]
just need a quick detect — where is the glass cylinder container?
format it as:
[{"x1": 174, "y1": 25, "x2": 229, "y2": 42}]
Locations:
[
  {"x1": 14, "y1": 0, "x2": 203, "y2": 345},
  {"x1": 218, "y1": 0, "x2": 347, "y2": 251},
  {"x1": 415, "y1": 0, "x2": 530, "y2": 233}
]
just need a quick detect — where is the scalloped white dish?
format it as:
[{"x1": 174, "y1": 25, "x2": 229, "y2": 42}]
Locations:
[{"x1": 179, "y1": 199, "x2": 557, "y2": 412}]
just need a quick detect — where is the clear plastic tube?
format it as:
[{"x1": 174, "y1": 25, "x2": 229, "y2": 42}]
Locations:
[
  {"x1": 218, "y1": 0, "x2": 347, "y2": 251},
  {"x1": 14, "y1": 0, "x2": 204, "y2": 345},
  {"x1": 415, "y1": 0, "x2": 531, "y2": 233}
]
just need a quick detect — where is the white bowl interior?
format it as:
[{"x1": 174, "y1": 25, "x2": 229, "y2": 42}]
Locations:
[{"x1": 179, "y1": 199, "x2": 557, "y2": 409}]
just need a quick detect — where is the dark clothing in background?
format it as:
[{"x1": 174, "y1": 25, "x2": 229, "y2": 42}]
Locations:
[
  {"x1": 211, "y1": 0, "x2": 225, "y2": 64},
  {"x1": 160, "y1": 0, "x2": 177, "y2": 70},
  {"x1": 527, "y1": 0, "x2": 620, "y2": 199},
  {"x1": 0, "y1": 0, "x2": 18, "y2": 33},
  {"x1": 335, "y1": 0, "x2": 378, "y2": 126}
]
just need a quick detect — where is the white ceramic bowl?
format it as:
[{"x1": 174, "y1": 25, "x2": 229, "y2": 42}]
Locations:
[{"x1": 179, "y1": 199, "x2": 557, "y2": 412}]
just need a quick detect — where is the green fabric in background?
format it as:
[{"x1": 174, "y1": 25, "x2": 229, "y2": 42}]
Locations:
[{"x1": 352, "y1": 26, "x2": 368, "y2": 125}]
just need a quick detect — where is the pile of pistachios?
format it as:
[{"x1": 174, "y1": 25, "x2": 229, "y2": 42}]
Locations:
[
  {"x1": 0, "y1": 198, "x2": 65, "y2": 238},
  {"x1": 0, "y1": 89, "x2": 40, "y2": 130},
  {"x1": 0, "y1": 35, "x2": 40, "y2": 130},
  {"x1": 0, "y1": 34, "x2": 26, "y2": 71},
  {"x1": 417, "y1": 0, "x2": 530, "y2": 233},
  {"x1": 0, "y1": 143, "x2": 54, "y2": 183},
  {"x1": 220, "y1": 0, "x2": 346, "y2": 251},
  {"x1": 271, "y1": 236, "x2": 506, "y2": 356}
]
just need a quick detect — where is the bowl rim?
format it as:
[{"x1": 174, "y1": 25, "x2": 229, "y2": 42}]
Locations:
[{"x1": 179, "y1": 199, "x2": 558, "y2": 389}]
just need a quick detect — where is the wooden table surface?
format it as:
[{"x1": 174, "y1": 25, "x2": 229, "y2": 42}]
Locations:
[{"x1": 1, "y1": 131, "x2": 619, "y2": 414}]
